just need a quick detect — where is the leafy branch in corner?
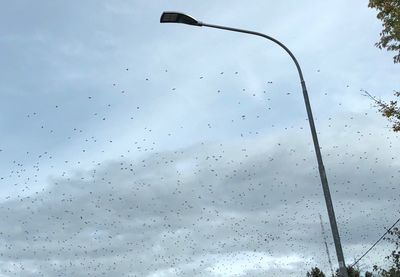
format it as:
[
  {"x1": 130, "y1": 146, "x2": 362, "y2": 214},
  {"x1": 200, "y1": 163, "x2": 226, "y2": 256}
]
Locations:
[
  {"x1": 361, "y1": 89, "x2": 400, "y2": 132},
  {"x1": 368, "y1": 0, "x2": 400, "y2": 63}
]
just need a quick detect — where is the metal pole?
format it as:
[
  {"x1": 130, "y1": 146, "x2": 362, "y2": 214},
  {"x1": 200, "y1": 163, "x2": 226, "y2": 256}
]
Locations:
[{"x1": 201, "y1": 22, "x2": 349, "y2": 277}]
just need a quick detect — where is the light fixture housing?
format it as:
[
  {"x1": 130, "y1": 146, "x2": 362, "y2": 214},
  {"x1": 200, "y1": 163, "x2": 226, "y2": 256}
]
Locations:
[{"x1": 160, "y1": 12, "x2": 202, "y2": 26}]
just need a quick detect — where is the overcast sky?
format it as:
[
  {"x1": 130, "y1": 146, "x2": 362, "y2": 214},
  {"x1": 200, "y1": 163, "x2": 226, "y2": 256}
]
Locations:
[{"x1": 0, "y1": 1, "x2": 399, "y2": 276}]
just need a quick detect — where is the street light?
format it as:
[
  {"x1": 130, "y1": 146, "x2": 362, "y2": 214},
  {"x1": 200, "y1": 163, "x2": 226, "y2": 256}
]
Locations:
[{"x1": 160, "y1": 11, "x2": 349, "y2": 277}]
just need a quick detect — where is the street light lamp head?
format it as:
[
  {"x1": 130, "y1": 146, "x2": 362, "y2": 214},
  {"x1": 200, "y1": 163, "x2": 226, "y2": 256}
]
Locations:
[{"x1": 160, "y1": 12, "x2": 202, "y2": 26}]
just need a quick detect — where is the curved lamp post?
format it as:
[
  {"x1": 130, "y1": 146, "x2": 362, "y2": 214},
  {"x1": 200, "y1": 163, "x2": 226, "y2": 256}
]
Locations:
[{"x1": 160, "y1": 11, "x2": 349, "y2": 277}]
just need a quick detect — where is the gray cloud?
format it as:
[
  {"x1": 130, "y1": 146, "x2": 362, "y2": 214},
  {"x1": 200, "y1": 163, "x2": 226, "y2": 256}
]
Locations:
[{"x1": 0, "y1": 120, "x2": 398, "y2": 276}]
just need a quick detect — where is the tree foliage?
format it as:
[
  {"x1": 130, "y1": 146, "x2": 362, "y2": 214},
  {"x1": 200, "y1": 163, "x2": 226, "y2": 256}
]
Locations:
[
  {"x1": 362, "y1": 90, "x2": 400, "y2": 132},
  {"x1": 367, "y1": 0, "x2": 400, "y2": 132},
  {"x1": 334, "y1": 266, "x2": 361, "y2": 277},
  {"x1": 373, "y1": 227, "x2": 400, "y2": 277},
  {"x1": 307, "y1": 267, "x2": 326, "y2": 277},
  {"x1": 368, "y1": 0, "x2": 400, "y2": 63}
]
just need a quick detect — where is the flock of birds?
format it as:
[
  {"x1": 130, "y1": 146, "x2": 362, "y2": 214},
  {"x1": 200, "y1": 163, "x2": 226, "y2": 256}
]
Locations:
[{"x1": 0, "y1": 66, "x2": 398, "y2": 276}]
